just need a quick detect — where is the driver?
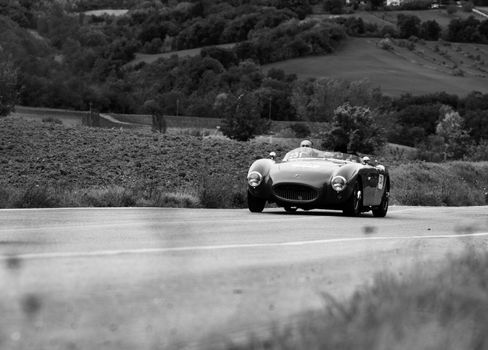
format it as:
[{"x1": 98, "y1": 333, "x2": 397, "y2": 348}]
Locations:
[
  {"x1": 299, "y1": 140, "x2": 318, "y2": 158},
  {"x1": 300, "y1": 140, "x2": 312, "y2": 148}
]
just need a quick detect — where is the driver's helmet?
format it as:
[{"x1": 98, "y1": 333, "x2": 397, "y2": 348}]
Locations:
[{"x1": 300, "y1": 140, "x2": 312, "y2": 148}]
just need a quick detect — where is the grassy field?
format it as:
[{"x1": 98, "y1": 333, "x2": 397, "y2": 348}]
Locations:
[
  {"x1": 265, "y1": 37, "x2": 488, "y2": 96},
  {"x1": 1, "y1": 116, "x2": 487, "y2": 208},
  {"x1": 83, "y1": 9, "x2": 128, "y2": 16},
  {"x1": 126, "y1": 43, "x2": 236, "y2": 67},
  {"x1": 316, "y1": 9, "x2": 488, "y2": 27}
]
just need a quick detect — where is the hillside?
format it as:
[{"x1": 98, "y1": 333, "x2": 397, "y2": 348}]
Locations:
[{"x1": 265, "y1": 37, "x2": 488, "y2": 96}]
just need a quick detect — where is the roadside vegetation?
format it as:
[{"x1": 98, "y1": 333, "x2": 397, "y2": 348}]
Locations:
[
  {"x1": 1, "y1": 116, "x2": 487, "y2": 209},
  {"x1": 221, "y1": 245, "x2": 488, "y2": 350}
]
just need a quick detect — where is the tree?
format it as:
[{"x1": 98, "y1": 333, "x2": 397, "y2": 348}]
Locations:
[
  {"x1": 276, "y1": 0, "x2": 312, "y2": 19},
  {"x1": 464, "y1": 109, "x2": 488, "y2": 142},
  {"x1": 0, "y1": 52, "x2": 18, "y2": 116},
  {"x1": 218, "y1": 92, "x2": 269, "y2": 141},
  {"x1": 387, "y1": 100, "x2": 452, "y2": 146},
  {"x1": 436, "y1": 105, "x2": 471, "y2": 159},
  {"x1": 291, "y1": 78, "x2": 382, "y2": 123},
  {"x1": 323, "y1": 0, "x2": 346, "y2": 14},
  {"x1": 369, "y1": 0, "x2": 385, "y2": 10},
  {"x1": 321, "y1": 103, "x2": 386, "y2": 154},
  {"x1": 446, "y1": 1, "x2": 458, "y2": 14},
  {"x1": 447, "y1": 16, "x2": 482, "y2": 42},
  {"x1": 397, "y1": 14, "x2": 421, "y2": 38},
  {"x1": 419, "y1": 20, "x2": 441, "y2": 40},
  {"x1": 144, "y1": 99, "x2": 166, "y2": 133}
]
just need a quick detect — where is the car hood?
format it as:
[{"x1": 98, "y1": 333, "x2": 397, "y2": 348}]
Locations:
[{"x1": 270, "y1": 160, "x2": 341, "y2": 186}]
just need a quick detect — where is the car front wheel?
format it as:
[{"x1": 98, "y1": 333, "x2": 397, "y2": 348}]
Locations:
[
  {"x1": 343, "y1": 182, "x2": 362, "y2": 217},
  {"x1": 284, "y1": 206, "x2": 297, "y2": 212},
  {"x1": 372, "y1": 190, "x2": 389, "y2": 217},
  {"x1": 248, "y1": 191, "x2": 266, "y2": 213}
]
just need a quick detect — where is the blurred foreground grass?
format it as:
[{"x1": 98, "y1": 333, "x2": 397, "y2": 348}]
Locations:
[{"x1": 224, "y1": 244, "x2": 488, "y2": 350}]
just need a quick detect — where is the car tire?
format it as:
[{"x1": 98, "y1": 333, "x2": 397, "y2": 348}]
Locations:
[
  {"x1": 284, "y1": 206, "x2": 297, "y2": 212},
  {"x1": 248, "y1": 191, "x2": 266, "y2": 213},
  {"x1": 343, "y1": 182, "x2": 362, "y2": 217},
  {"x1": 372, "y1": 190, "x2": 389, "y2": 217}
]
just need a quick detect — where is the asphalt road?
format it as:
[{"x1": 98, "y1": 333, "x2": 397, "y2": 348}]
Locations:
[{"x1": 0, "y1": 206, "x2": 487, "y2": 350}]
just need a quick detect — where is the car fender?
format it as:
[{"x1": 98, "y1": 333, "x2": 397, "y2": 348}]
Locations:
[
  {"x1": 248, "y1": 158, "x2": 274, "y2": 178},
  {"x1": 247, "y1": 159, "x2": 275, "y2": 198},
  {"x1": 332, "y1": 163, "x2": 361, "y2": 184}
]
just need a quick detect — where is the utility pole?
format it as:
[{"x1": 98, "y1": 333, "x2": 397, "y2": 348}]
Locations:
[{"x1": 268, "y1": 96, "x2": 272, "y2": 122}]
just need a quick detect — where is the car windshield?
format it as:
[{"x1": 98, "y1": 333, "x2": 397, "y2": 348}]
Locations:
[{"x1": 282, "y1": 147, "x2": 362, "y2": 164}]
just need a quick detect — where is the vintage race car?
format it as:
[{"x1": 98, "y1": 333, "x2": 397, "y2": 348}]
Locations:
[{"x1": 246, "y1": 146, "x2": 390, "y2": 217}]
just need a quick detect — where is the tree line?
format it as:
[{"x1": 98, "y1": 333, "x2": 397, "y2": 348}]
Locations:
[{"x1": 1, "y1": 0, "x2": 488, "y2": 159}]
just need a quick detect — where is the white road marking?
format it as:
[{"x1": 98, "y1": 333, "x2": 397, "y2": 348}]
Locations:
[{"x1": 1, "y1": 232, "x2": 487, "y2": 261}]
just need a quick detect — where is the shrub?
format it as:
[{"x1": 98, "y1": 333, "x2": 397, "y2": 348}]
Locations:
[
  {"x1": 82, "y1": 186, "x2": 136, "y2": 207},
  {"x1": 198, "y1": 174, "x2": 246, "y2": 209},
  {"x1": 378, "y1": 38, "x2": 394, "y2": 50},
  {"x1": 42, "y1": 117, "x2": 63, "y2": 124},
  {"x1": 380, "y1": 25, "x2": 397, "y2": 38},
  {"x1": 390, "y1": 162, "x2": 488, "y2": 206},
  {"x1": 144, "y1": 191, "x2": 201, "y2": 208},
  {"x1": 451, "y1": 68, "x2": 465, "y2": 76},
  {"x1": 466, "y1": 141, "x2": 488, "y2": 161},
  {"x1": 398, "y1": 39, "x2": 415, "y2": 50},
  {"x1": 14, "y1": 185, "x2": 58, "y2": 208}
]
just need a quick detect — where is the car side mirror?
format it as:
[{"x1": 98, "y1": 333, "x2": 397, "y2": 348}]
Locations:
[{"x1": 269, "y1": 152, "x2": 276, "y2": 160}]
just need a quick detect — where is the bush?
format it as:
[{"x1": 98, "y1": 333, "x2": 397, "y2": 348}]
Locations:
[
  {"x1": 390, "y1": 162, "x2": 488, "y2": 206},
  {"x1": 42, "y1": 117, "x2": 63, "y2": 124},
  {"x1": 378, "y1": 38, "x2": 394, "y2": 50},
  {"x1": 398, "y1": 39, "x2": 415, "y2": 50},
  {"x1": 451, "y1": 68, "x2": 465, "y2": 76},
  {"x1": 466, "y1": 140, "x2": 488, "y2": 161},
  {"x1": 199, "y1": 174, "x2": 246, "y2": 209},
  {"x1": 14, "y1": 185, "x2": 58, "y2": 208},
  {"x1": 140, "y1": 191, "x2": 201, "y2": 208},
  {"x1": 82, "y1": 186, "x2": 136, "y2": 207}
]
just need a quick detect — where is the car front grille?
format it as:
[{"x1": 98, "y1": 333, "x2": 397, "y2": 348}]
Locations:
[{"x1": 273, "y1": 184, "x2": 318, "y2": 202}]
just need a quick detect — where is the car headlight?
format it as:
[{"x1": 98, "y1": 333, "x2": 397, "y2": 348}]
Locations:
[
  {"x1": 331, "y1": 176, "x2": 347, "y2": 192},
  {"x1": 247, "y1": 171, "x2": 263, "y2": 188}
]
